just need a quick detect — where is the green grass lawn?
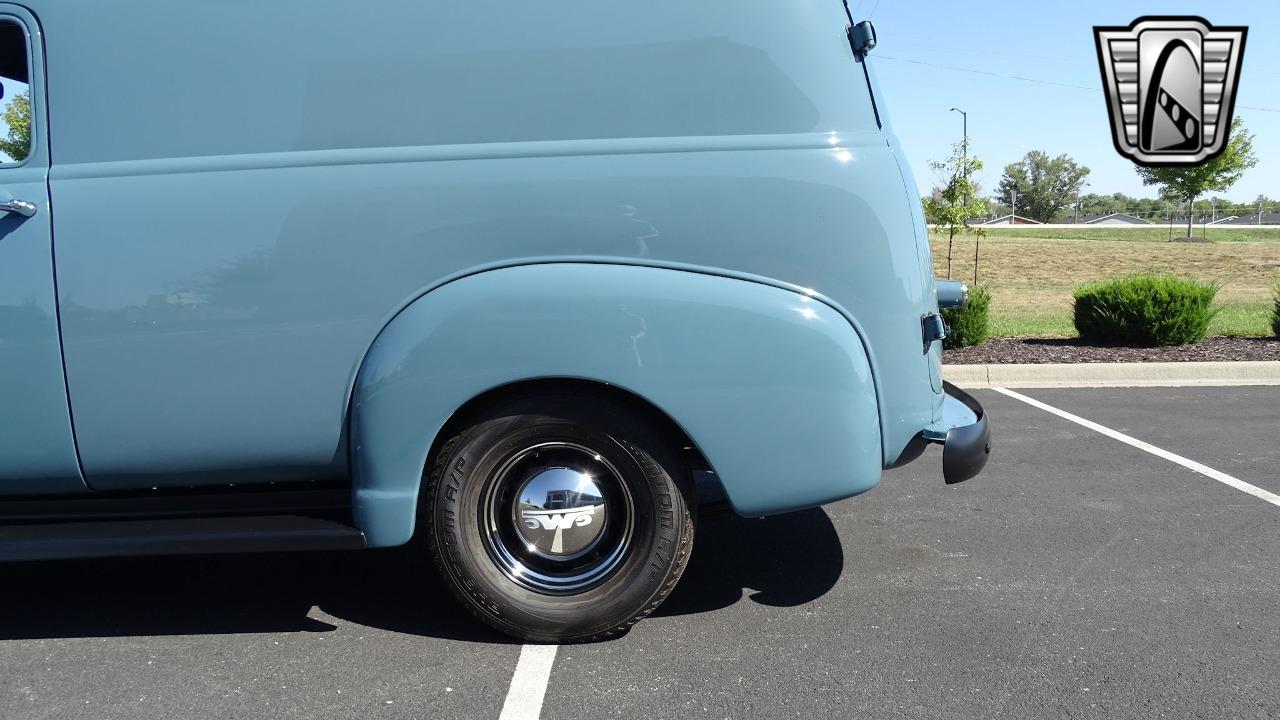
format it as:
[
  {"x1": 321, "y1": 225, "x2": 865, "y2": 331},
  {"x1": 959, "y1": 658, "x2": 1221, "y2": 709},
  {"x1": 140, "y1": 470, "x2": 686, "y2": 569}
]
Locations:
[{"x1": 931, "y1": 227, "x2": 1280, "y2": 339}]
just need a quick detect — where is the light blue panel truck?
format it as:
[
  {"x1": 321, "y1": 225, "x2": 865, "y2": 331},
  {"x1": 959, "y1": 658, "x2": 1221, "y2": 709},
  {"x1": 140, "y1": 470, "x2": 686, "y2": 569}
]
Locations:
[{"x1": 0, "y1": 0, "x2": 989, "y2": 641}]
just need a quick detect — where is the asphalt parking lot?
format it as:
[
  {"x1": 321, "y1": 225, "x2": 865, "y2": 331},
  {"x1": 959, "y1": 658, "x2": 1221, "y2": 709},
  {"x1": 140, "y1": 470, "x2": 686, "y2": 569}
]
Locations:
[{"x1": 3, "y1": 386, "x2": 1279, "y2": 720}]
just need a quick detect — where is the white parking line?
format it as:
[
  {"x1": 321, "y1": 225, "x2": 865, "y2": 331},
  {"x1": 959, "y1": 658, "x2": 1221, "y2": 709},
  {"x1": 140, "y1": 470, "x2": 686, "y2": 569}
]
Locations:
[
  {"x1": 993, "y1": 387, "x2": 1280, "y2": 508},
  {"x1": 498, "y1": 644, "x2": 558, "y2": 720}
]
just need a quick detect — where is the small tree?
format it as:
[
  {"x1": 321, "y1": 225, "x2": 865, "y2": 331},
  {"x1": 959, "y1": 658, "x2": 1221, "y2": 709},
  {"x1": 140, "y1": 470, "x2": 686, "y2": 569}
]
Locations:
[
  {"x1": 0, "y1": 92, "x2": 30, "y2": 162},
  {"x1": 971, "y1": 225, "x2": 987, "y2": 286},
  {"x1": 923, "y1": 143, "x2": 986, "y2": 279},
  {"x1": 1135, "y1": 117, "x2": 1258, "y2": 239}
]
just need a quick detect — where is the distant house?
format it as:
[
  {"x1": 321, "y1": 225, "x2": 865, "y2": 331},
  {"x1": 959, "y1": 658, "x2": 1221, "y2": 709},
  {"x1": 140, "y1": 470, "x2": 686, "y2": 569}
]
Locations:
[
  {"x1": 969, "y1": 214, "x2": 1042, "y2": 226},
  {"x1": 1217, "y1": 212, "x2": 1280, "y2": 226},
  {"x1": 1081, "y1": 213, "x2": 1150, "y2": 225}
]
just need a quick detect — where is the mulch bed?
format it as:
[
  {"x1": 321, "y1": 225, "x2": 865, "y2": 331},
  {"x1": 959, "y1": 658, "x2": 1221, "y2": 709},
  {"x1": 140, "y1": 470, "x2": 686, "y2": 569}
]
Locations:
[{"x1": 943, "y1": 336, "x2": 1280, "y2": 364}]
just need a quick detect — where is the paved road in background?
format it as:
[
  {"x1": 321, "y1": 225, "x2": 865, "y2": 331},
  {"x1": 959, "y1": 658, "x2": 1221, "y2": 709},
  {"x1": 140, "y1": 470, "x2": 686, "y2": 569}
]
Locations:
[{"x1": 2, "y1": 387, "x2": 1278, "y2": 720}]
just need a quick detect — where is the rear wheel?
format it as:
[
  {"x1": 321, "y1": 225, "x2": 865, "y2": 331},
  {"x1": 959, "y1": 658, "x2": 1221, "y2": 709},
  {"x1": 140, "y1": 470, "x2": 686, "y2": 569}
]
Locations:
[{"x1": 424, "y1": 391, "x2": 696, "y2": 642}]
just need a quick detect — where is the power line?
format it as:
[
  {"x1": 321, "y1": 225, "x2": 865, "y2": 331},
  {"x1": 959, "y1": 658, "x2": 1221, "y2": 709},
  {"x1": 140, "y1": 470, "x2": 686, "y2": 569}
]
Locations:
[
  {"x1": 888, "y1": 40, "x2": 1074, "y2": 63},
  {"x1": 874, "y1": 55, "x2": 1280, "y2": 113},
  {"x1": 875, "y1": 55, "x2": 1100, "y2": 91}
]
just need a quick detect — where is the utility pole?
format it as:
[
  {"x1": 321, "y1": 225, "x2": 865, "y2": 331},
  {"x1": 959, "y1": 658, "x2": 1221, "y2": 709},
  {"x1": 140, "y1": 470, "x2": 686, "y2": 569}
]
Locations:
[
  {"x1": 1211, "y1": 198, "x2": 1217, "y2": 224},
  {"x1": 1011, "y1": 188, "x2": 1018, "y2": 223},
  {"x1": 1074, "y1": 181, "x2": 1090, "y2": 224}
]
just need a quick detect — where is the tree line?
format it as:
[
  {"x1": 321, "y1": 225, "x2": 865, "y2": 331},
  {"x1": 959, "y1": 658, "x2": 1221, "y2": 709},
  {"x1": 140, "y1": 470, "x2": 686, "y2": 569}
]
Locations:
[
  {"x1": 925, "y1": 118, "x2": 1263, "y2": 233},
  {"x1": 983, "y1": 191, "x2": 1276, "y2": 224}
]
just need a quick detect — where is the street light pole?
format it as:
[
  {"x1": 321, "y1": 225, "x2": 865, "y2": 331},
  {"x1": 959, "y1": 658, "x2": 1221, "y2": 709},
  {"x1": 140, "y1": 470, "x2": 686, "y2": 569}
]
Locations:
[
  {"x1": 949, "y1": 109, "x2": 968, "y2": 209},
  {"x1": 949, "y1": 108, "x2": 980, "y2": 282},
  {"x1": 947, "y1": 107, "x2": 970, "y2": 279},
  {"x1": 949, "y1": 107, "x2": 968, "y2": 175}
]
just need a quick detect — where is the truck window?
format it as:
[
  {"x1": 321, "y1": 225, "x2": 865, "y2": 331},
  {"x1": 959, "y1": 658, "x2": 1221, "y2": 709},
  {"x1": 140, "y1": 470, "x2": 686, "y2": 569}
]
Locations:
[{"x1": 0, "y1": 19, "x2": 30, "y2": 164}]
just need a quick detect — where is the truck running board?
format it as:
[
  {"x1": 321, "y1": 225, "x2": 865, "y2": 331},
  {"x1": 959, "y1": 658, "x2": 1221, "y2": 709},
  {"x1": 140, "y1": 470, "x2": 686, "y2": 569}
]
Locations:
[{"x1": 0, "y1": 514, "x2": 367, "y2": 562}]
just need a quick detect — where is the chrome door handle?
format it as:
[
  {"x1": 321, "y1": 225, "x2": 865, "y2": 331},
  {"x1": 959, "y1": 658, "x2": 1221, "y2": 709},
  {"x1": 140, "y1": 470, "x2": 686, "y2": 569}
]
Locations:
[{"x1": 0, "y1": 199, "x2": 37, "y2": 217}]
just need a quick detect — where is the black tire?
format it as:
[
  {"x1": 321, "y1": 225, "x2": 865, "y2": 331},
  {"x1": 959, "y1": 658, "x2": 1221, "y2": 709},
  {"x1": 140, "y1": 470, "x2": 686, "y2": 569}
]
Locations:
[{"x1": 423, "y1": 390, "x2": 696, "y2": 643}]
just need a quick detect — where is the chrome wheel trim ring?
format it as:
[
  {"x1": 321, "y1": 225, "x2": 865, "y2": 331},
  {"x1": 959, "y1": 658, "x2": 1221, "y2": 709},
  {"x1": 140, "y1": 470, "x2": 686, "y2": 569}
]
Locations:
[{"x1": 480, "y1": 441, "x2": 636, "y2": 594}]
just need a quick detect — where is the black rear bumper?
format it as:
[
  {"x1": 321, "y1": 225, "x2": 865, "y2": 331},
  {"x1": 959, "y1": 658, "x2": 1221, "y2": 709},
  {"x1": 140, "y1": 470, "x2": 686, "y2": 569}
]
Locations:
[{"x1": 929, "y1": 381, "x2": 991, "y2": 484}]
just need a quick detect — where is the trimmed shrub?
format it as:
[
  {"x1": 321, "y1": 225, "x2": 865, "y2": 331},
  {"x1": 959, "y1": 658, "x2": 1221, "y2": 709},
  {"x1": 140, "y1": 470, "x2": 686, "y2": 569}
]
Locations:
[
  {"x1": 1272, "y1": 284, "x2": 1280, "y2": 338},
  {"x1": 942, "y1": 283, "x2": 990, "y2": 349},
  {"x1": 1073, "y1": 274, "x2": 1218, "y2": 346}
]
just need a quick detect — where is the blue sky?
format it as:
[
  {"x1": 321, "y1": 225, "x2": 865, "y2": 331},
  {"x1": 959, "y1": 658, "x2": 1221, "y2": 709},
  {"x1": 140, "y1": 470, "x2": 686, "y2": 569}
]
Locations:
[{"x1": 859, "y1": 0, "x2": 1277, "y2": 203}]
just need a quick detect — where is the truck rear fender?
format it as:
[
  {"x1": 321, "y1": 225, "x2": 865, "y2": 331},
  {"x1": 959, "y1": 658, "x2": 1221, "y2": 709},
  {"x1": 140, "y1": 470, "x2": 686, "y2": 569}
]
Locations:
[{"x1": 349, "y1": 263, "x2": 882, "y2": 547}]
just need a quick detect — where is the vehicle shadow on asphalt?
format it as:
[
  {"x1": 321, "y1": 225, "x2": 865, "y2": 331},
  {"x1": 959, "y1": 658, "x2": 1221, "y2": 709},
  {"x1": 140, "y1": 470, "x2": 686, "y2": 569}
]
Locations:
[
  {"x1": 0, "y1": 508, "x2": 842, "y2": 642},
  {"x1": 0, "y1": 547, "x2": 509, "y2": 643},
  {"x1": 655, "y1": 507, "x2": 844, "y2": 617}
]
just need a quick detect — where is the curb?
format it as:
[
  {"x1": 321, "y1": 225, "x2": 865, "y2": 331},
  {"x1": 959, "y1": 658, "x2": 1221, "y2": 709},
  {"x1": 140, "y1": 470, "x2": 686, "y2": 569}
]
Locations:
[{"x1": 943, "y1": 361, "x2": 1280, "y2": 388}]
